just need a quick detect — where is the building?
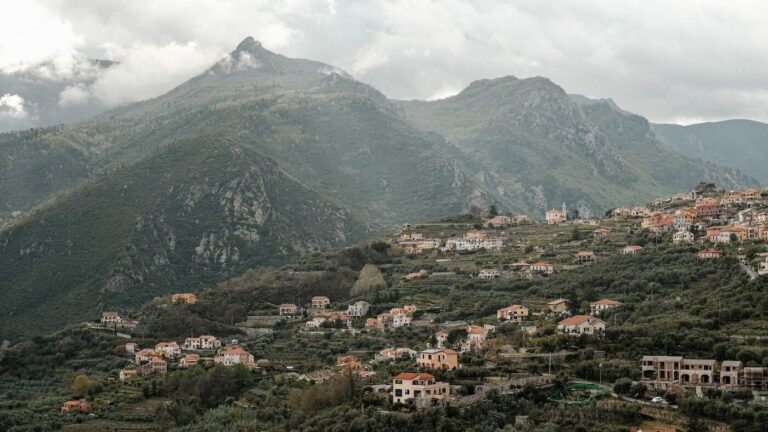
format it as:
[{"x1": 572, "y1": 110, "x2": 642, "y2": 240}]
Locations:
[
  {"x1": 546, "y1": 299, "x2": 569, "y2": 313},
  {"x1": 135, "y1": 349, "x2": 162, "y2": 364},
  {"x1": 720, "y1": 361, "x2": 743, "y2": 387},
  {"x1": 496, "y1": 304, "x2": 529, "y2": 323},
  {"x1": 279, "y1": 303, "x2": 299, "y2": 316},
  {"x1": 311, "y1": 296, "x2": 331, "y2": 309},
  {"x1": 155, "y1": 342, "x2": 181, "y2": 358},
  {"x1": 183, "y1": 335, "x2": 221, "y2": 351},
  {"x1": 171, "y1": 293, "x2": 197, "y2": 304},
  {"x1": 463, "y1": 325, "x2": 491, "y2": 351},
  {"x1": 442, "y1": 235, "x2": 504, "y2": 252},
  {"x1": 100, "y1": 311, "x2": 122, "y2": 326},
  {"x1": 743, "y1": 367, "x2": 768, "y2": 390},
  {"x1": 672, "y1": 230, "x2": 694, "y2": 244},
  {"x1": 575, "y1": 251, "x2": 594, "y2": 263},
  {"x1": 698, "y1": 248, "x2": 723, "y2": 259},
  {"x1": 375, "y1": 347, "x2": 417, "y2": 362},
  {"x1": 622, "y1": 245, "x2": 644, "y2": 255},
  {"x1": 485, "y1": 215, "x2": 511, "y2": 226},
  {"x1": 593, "y1": 227, "x2": 611, "y2": 237},
  {"x1": 557, "y1": 315, "x2": 606, "y2": 336},
  {"x1": 641, "y1": 356, "x2": 750, "y2": 387},
  {"x1": 680, "y1": 359, "x2": 718, "y2": 384},
  {"x1": 214, "y1": 346, "x2": 255, "y2": 369},
  {"x1": 589, "y1": 299, "x2": 622, "y2": 316},
  {"x1": 478, "y1": 268, "x2": 500, "y2": 279},
  {"x1": 417, "y1": 348, "x2": 458, "y2": 370},
  {"x1": 141, "y1": 357, "x2": 168, "y2": 376},
  {"x1": 119, "y1": 368, "x2": 138, "y2": 382},
  {"x1": 641, "y1": 355, "x2": 682, "y2": 382},
  {"x1": 695, "y1": 197, "x2": 723, "y2": 219},
  {"x1": 61, "y1": 400, "x2": 92, "y2": 413},
  {"x1": 435, "y1": 331, "x2": 447, "y2": 348},
  {"x1": 391, "y1": 373, "x2": 450, "y2": 405},
  {"x1": 530, "y1": 261, "x2": 553, "y2": 275},
  {"x1": 758, "y1": 258, "x2": 768, "y2": 276},
  {"x1": 337, "y1": 355, "x2": 362, "y2": 370},
  {"x1": 546, "y1": 203, "x2": 567, "y2": 224},
  {"x1": 346, "y1": 300, "x2": 370, "y2": 317},
  {"x1": 180, "y1": 354, "x2": 200, "y2": 368},
  {"x1": 124, "y1": 342, "x2": 138, "y2": 354}
]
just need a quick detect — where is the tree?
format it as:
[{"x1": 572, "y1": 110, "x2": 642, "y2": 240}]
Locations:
[
  {"x1": 685, "y1": 416, "x2": 710, "y2": 432},
  {"x1": 71, "y1": 374, "x2": 99, "y2": 398},
  {"x1": 613, "y1": 378, "x2": 632, "y2": 396},
  {"x1": 446, "y1": 328, "x2": 468, "y2": 349},
  {"x1": 488, "y1": 204, "x2": 499, "y2": 216}
]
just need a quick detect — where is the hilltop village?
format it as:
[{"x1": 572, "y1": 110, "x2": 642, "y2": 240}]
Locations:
[{"x1": 3, "y1": 183, "x2": 768, "y2": 431}]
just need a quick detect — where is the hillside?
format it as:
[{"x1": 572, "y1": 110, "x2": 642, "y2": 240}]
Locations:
[
  {"x1": 653, "y1": 119, "x2": 768, "y2": 184},
  {"x1": 0, "y1": 137, "x2": 366, "y2": 340},
  {"x1": 397, "y1": 78, "x2": 757, "y2": 217}
]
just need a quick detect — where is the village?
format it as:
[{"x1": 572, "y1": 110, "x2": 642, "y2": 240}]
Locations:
[{"x1": 53, "y1": 184, "x2": 768, "y2": 431}]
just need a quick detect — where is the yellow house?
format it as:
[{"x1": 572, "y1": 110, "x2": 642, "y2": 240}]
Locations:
[{"x1": 417, "y1": 348, "x2": 459, "y2": 370}]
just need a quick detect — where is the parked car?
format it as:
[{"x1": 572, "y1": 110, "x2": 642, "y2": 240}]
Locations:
[{"x1": 651, "y1": 396, "x2": 664, "y2": 404}]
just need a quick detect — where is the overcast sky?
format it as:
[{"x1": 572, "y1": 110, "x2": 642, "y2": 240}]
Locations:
[{"x1": 2, "y1": 0, "x2": 768, "y2": 124}]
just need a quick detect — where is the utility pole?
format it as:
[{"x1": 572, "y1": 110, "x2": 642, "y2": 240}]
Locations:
[{"x1": 548, "y1": 353, "x2": 552, "y2": 375}]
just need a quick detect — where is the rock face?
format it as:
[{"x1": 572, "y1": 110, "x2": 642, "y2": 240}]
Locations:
[{"x1": 0, "y1": 138, "x2": 365, "y2": 339}]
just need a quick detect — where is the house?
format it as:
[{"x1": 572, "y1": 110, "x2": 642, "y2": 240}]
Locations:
[
  {"x1": 485, "y1": 215, "x2": 511, "y2": 226},
  {"x1": 171, "y1": 293, "x2": 197, "y2": 304},
  {"x1": 593, "y1": 227, "x2": 611, "y2": 237},
  {"x1": 100, "y1": 311, "x2": 122, "y2": 325},
  {"x1": 673, "y1": 230, "x2": 694, "y2": 244},
  {"x1": 680, "y1": 359, "x2": 718, "y2": 384},
  {"x1": 179, "y1": 354, "x2": 200, "y2": 368},
  {"x1": 311, "y1": 296, "x2": 330, "y2": 309},
  {"x1": 442, "y1": 235, "x2": 503, "y2": 252},
  {"x1": 404, "y1": 271, "x2": 427, "y2": 280},
  {"x1": 155, "y1": 342, "x2": 181, "y2": 358},
  {"x1": 375, "y1": 347, "x2": 417, "y2": 362},
  {"x1": 279, "y1": 303, "x2": 299, "y2": 316},
  {"x1": 546, "y1": 299, "x2": 569, "y2": 313},
  {"x1": 611, "y1": 207, "x2": 631, "y2": 218},
  {"x1": 589, "y1": 299, "x2": 622, "y2": 316},
  {"x1": 478, "y1": 268, "x2": 500, "y2": 279},
  {"x1": 557, "y1": 315, "x2": 606, "y2": 336},
  {"x1": 695, "y1": 197, "x2": 723, "y2": 218},
  {"x1": 698, "y1": 248, "x2": 723, "y2": 259},
  {"x1": 337, "y1": 355, "x2": 362, "y2": 370},
  {"x1": 183, "y1": 335, "x2": 221, "y2": 351},
  {"x1": 305, "y1": 316, "x2": 327, "y2": 328},
  {"x1": 575, "y1": 251, "x2": 594, "y2": 263},
  {"x1": 391, "y1": 373, "x2": 450, "y2": 405},
  {"x1": 720, "y1": 360, "x2": 743, "y2": 387},
  {"x1": 135, "y1": 349, "x2": 162, "y2": 364},
  {"x1": 417, "y1": 348, "x2": 458, "y2": 370},
  {"x1": 141, "y1": 357, "x2": 167, "y2": 376},
  {"x1": 622, "y1": 245, "x2": 643, "y2": 255},
  {"x1": 61, "y1": 400, "x2": 92, "y2": 413},
  {"x1": 364, "y1": 317, "x2": 378, "y2": 328},
  {"x1": 546, "y1": 204, "x2": 567, "y2": 224},
  {"x1": 119, "y1": 368, "x2": 138, "y2": 382},
  {"x1": 496, "y1": 304, "x2": 529, "y2": 323},
  {"x1": 758, "y1": 258, "x2": 768, "y2": 276},
  {"x1": 743, "y1": 367, "x2": 768, "y2": 390},
  {"x1": 376, "y1": 311, "x2": 412, "y2": 329},
  {"x1": 214, "y1": 346, "x2": 255, "y2": 369},
  {"x1": 346, "y1": 300, "x2": 370, "y2": 317},
  {"x1": 463, "y1": 325, "x2": 491, "y2": 351},
  {"x1": 124, "y1": 342, "x2": 138, "y2": 354},
  {"x1": 530, "y1": 261, "x2": 553, "y2": 275}
]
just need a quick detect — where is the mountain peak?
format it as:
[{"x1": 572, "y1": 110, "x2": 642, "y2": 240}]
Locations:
[{"x1": 234, "y1": 36, "x2": 264, "y2": 53}]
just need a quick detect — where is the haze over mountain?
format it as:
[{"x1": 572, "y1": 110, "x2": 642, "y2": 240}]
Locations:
[
  {"x1": 0, "y1": 37, "x2": 760, "y2": 339},
  {"x1": 653, "y1": 120, "x2": 768, "y2": 184}
]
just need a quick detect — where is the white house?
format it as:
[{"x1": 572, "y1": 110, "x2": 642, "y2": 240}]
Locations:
[
  {"x1": 311, "y1": 296, "x2": 331, "y2": 309},
  {"x1": 673, "y1": 231, "x2": 694, "y2": 244},
  {"x1": 557, "y1": 315, "x2": 606, "y2": 336},
  {"x1": 214, "y1": 346, "x2": 255, "y2": 369},
  {"x1": 346, "y1": 300, "x2": 370, "y2": 317}
]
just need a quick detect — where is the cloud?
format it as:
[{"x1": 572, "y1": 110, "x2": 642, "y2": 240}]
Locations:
[
  {"x1": 58, "y1": 85, "x2": 91, "y2": 107},
  {"x1": 2, "y1": 0, "x2": 768, "y2": 122},
  {"x1": 0, "y1": 94, "x2": 28, "y2": 118}
]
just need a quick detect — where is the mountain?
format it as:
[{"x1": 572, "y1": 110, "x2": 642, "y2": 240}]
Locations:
[
  {"x1": 0, "y1": 59, "x2": 115, "y2": 132},
  {"x1": 652, "y1": 119, "x2": 768, "y2": 184},
  {"x1": 0, "y1": 136, "x2": 365, "y2": 339},
  {"x1": 0, "y1": 37, "x2": 759, "y2": 339},
  {"x1": 396, "y1": 77, "x2": 757, "y2": 217}
]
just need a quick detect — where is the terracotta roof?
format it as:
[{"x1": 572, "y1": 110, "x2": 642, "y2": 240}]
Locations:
[
  {"x1": 558, "y1": 315, "x2": 595, "y2": 325},
  {"x1": 590, "y1": 299, "x2": 622, "y2": 306},
  {"x1": 624, "y1": 245, "x2": 643, "y2": 251},
  {"x1": 531, "y1": 261, "x2": 552, "y2": 266},
  {"x1": 102, "y1": 311, "x2": 119, "y2": 317},
  {"x1": 466, "y1": 325, "x2": 487, "y2": 335},
  {"x1": 394, "y1": 372, "x2": 434, "y2": 380},
  {"x1": 311, "y1": 296, "x2": 329, "y2": 301},
  {"x1": 547, "y1": 299, "x2": 568, "y2": 305},
  {"x1": 576, "y1": 251, "x2": 594, "y2": 256},
  {"x1": 219, "y1": 346, "x2": 250, "y2": 355}
]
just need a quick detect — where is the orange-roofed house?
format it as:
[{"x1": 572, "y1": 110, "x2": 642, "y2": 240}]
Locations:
[
  {"x1": 462, "y1": 325, "x2": 491, "y2": 351},
  {"x1": 365, "y1": 317, "x2": 377, "y2": 328},
  {"x1": 135, "y1": 348, "x2": 162, "y2": 364},
  {"x1": 119, "y1": 368, "x2": 138, "y2": 382},
  {"x1": 546, "y1": 299, "x2": 569, "y2": 313},
  {"x1": 171, "y1": 293, "x2": 197, "y2": 304},
  {"x1": 141, "y1": 357, "x2": 168, "y2": 376},
  {"x1": 557, "y1": 315, "x2": 606, "y2": 336},
  {"x1": 61, "y1": 400, "x2": 92, "y2": 413},
  {"x1": 696, "y1": 197, "x2": 723, "y2": 218},
  {"x1": 622, "y1": 245, "x2": 644, "y2": 255},
  {"x1": 698, "y1": 248, "x2": 723, "y2": 259},
  {"x1": 100, "y1": 311, "x2": 121, "y2": 325},
  {"x1": 496, "y1": 304, "x2": 529, "y2": 323},
  {"x1": 180, "y1": 354, "x2": 200, "y2": 368},
  {"x1": 417, "y1": 348, "x2": 458, "y2": 370},
  {"x1": 311, "y1": 296, "x2": 330, "y2": 309},
  {"x1": 575, "y1": 251, "x2": 594, "y2": 263},
  {"x1": 391, "y1": 373, "x2": 450, "y2": 405},
  {"x1": 155, "y1": 341, "x2": 181, "y2": 358},
  {"x1": 215, "y1": 346, "x2": 255, "y2": 369},
  {"x1": 590, "y1": 299, "x2": 622, "y2": 316},
  {"x1": 337, "y1": 355, "x2": 362, "y2": 370},
  {"x1": 546, "y1": 204, "x2": 567, "y2": 224}
]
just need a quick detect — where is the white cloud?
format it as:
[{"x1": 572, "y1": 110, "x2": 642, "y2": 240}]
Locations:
[
  {"x1": 2, "y1": 0, "x2": 768, "y2": 122},
  {"x1": 0, "y1": 94, "x2": 28, "y2": 118},
  {"x1": 58, "y1": 85, "x2": 91, "y2": 107}
]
